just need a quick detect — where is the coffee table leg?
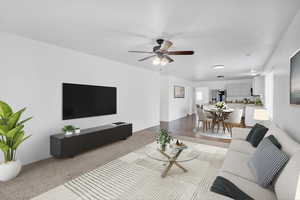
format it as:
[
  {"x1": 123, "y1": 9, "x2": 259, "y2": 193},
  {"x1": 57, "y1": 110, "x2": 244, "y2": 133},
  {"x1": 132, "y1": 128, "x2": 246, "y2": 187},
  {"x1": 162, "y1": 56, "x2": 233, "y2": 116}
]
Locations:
[
  {"x1": 161, "y1": 161, "x2": 176, "y2": 177},
  {"x1": 160, "y1": 149, "x2": 187, "y2": 178},
  {"x1": 174, "y1": 162, "x2": 188, "y2": 172}
]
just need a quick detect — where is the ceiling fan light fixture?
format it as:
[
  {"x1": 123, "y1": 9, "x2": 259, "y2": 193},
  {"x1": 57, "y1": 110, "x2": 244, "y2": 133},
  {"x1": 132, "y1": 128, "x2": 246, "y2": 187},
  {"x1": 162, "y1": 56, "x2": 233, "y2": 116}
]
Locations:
[
  {"x1": 213, "y1": 65, "x2": 225, "y2": 70},
  {"x1": 250, "y1": 69, "x2": 259, "y2": 76},
  {"x1": 130, "y1": 39, "x2": 194, "y2": 64},
  {"x1": 152, "y1": 56, "x2": 161, "y2": 65},
  {"x1": 160, "y1": 57, "x2": 169, "y2": 66}
]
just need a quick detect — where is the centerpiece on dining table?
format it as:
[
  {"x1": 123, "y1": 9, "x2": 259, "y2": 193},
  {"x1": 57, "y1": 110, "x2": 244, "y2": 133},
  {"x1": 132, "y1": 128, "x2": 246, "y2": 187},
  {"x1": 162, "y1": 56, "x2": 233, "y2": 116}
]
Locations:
[{"x1": 215, "y1": 102, "x2": 226, "y2": 110}]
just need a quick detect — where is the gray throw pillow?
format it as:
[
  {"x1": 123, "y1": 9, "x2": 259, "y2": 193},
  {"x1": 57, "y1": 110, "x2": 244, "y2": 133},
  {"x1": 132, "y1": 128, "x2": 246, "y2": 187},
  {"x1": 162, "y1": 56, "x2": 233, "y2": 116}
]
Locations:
[
  {"x1": 246, "y1": 123, "x2": 265, "y2": 141},
  {"x1": 249, "y1": 125, "x2": 268, "y2": 147},
  {"x1": 248, "y1": 138, "x2": 289, "y2": 187},
  {"x1": 266, "y1": 135, "x2": 281, "y2": 149}
]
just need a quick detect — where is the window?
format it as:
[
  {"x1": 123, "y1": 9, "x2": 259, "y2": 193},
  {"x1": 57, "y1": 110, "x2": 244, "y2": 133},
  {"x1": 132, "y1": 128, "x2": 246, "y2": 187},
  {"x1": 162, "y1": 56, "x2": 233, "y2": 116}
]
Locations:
[{"x1": 196, "y1": 91, "x2": 203, "y2": 101}]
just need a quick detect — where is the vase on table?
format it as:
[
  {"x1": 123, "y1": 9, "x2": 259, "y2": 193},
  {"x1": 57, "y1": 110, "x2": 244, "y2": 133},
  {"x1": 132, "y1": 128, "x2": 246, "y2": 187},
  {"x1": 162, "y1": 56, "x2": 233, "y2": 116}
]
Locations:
[{"x1": 160, "y1": 144, "x2": 166, "y2": 152}]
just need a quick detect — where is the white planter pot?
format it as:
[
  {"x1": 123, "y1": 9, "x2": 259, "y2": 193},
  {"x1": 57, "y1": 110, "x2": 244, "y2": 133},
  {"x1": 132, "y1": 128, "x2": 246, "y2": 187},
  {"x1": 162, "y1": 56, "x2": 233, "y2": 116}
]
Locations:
[
  {"x1": 65, "y1": 131, "x2": 73, "y2": 136},
  {"x1": 0, "y1": 160, "x2": 22, "y2": 182},
  {"x1": 75, "y1": 129, "x2": 80, "y2": 134}
]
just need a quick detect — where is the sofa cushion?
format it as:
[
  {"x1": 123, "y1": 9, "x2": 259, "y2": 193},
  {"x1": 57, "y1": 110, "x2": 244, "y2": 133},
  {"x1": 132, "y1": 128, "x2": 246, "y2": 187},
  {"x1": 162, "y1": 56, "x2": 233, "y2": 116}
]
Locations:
[
  {"x1": 232, "y1": 127, "x2": 251, "y2": 140},
  {"x1": 274, "y1": 150, "x2": 300, "y2": 200},
  {"x1": 229, "y1": 140, "x2": 256, "y2": 155},
  {"x1": 216, "y1": 171, "x2": 276, "y2": 200},
  {"x1": 248, "y1": 138, "x2": 289, "y2": 187},
  {"x1": 266, "y1": 135, "x2": 281, "y2": 149},
  {"x1": 210, "y1": 176, "x2": 254, "y2": 200},
  {"x1": 248, "y1": 125, "x2": 268, "y2": 147},
  {"x1": 246, "y1": 123, "x2": 265, "y2": 141},
  {"x1": 260, "y1": 122, "x2": 300, "y2": 157},
  {"x1": 221, "y1": 150, "x2": 257, "y2": 183}
]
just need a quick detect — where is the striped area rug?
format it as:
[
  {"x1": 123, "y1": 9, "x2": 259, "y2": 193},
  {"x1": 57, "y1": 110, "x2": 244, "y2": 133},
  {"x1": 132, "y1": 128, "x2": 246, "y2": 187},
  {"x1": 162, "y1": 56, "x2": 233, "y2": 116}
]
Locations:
[{"x1": 32, "y1": 141, "x2": 227, "y2": 200}]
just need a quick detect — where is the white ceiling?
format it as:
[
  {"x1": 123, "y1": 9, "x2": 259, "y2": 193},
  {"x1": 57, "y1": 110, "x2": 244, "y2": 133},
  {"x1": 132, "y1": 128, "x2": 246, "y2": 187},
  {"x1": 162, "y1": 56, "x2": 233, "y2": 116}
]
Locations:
[{"x1": 0, "y1": 0, "x2": 299, "y2": 81}]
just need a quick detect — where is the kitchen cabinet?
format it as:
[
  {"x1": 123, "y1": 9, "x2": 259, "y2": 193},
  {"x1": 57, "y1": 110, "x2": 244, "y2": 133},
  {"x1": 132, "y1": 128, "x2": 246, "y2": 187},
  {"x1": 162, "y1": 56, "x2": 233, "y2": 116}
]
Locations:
[
  {"x1": 252, "y1": 76, "x2": 265, "y2": 96},
  {"x1": 226, "y1": 83, "x2": 251, "y2": 97}
]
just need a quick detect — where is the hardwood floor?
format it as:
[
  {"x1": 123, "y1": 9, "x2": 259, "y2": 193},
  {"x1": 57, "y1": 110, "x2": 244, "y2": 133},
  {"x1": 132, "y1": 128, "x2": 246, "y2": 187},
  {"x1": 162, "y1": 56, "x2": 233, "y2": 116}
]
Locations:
[{"x1": 147, "y1": 114, "x2": 231, "y2": 143}]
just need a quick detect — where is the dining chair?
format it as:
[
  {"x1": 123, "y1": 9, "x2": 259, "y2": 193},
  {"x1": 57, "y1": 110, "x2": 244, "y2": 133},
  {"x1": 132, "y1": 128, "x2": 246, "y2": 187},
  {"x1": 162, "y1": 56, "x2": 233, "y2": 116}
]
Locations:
[
  {"x1": 197, "y1": 108, "x2": 212, "y2": 132},
  {"x1": 224, "y1": 109, "x2": 243, "y2": 135}
]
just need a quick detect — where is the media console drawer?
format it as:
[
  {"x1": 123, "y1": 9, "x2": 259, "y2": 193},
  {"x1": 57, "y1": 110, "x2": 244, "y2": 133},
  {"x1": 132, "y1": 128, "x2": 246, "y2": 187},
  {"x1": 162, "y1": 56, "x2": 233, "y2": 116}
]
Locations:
[{"x1": 50, "y1": 123, "x2": 132, "y2": 158}]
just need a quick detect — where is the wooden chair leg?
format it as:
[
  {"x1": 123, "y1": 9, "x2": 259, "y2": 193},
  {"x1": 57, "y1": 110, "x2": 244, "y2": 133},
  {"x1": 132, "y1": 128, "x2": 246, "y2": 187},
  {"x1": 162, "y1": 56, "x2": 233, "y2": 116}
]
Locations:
[
  {"x1": 222, "y1": 121, "x2": 226, "y2": 133},
  {"x1": 212, "y1": 120, "x2": 216, "y2": 133},
  {"x1": 225, "y1": 123, "x2": 230, "y2": 132}
]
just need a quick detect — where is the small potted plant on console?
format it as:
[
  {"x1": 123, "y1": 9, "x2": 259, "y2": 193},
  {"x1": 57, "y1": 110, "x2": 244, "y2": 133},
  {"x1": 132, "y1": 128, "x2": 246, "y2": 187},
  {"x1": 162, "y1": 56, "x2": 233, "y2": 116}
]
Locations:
[
  {"x1": 63, "y1": 125, "x2": 76, "y2": 136},
  {"x1": 156, "y1": 129, "x2": 173, "y2": 152}
]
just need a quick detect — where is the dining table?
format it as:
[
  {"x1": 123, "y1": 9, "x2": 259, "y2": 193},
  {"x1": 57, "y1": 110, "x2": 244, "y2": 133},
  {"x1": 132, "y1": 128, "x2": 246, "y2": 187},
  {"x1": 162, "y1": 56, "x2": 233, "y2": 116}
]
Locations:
[{"x1": 204, "y1": 107, "x2": 234, "y2": 133}]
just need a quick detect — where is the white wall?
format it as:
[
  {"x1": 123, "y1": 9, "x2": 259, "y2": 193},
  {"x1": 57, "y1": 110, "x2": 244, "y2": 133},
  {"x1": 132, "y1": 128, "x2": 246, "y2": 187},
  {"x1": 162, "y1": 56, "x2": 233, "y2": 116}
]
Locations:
[
  {"x1": 263, "y1": 10, "x2": 300, "y2": 142},
  {"x1": 159, "y1": 76, "x2": 194, "y2": 122},
  {"x1": 0, "y1": 33, "x2": 160, "y2": 164},
  {"x1": 169, "y1": 76, "x2": 194, "y2": 121},
  {"x1": 160, "y1": 76, "x2": 170, "y2": 122},
  {"x1": 265, "y1": 72, "x2": 274, "y2": 120}
]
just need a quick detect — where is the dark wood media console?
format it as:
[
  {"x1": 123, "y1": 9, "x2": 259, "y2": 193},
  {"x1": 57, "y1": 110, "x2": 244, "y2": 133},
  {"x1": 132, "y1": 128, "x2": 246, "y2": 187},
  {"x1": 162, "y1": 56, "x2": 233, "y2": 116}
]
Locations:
[{"x1": 50, "y1": 123, "x2": 132, "y2": 158}]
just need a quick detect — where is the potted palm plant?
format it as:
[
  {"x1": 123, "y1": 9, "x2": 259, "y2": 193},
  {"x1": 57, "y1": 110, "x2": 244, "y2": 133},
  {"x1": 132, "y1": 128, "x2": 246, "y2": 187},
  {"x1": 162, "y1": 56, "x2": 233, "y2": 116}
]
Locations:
[
  {"x1": 156, "y1": 129, "x2": 173, "y2": 152},
  {"x1": 0, "y1": 101, "x2": 32, "y2": 181}
]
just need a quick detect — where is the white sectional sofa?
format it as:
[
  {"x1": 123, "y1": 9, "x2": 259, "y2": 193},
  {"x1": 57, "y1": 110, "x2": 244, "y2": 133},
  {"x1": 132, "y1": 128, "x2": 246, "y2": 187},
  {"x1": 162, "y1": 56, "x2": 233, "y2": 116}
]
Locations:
[{"x1": 206, "y1": 122, "x2": 300, "y2": 200}]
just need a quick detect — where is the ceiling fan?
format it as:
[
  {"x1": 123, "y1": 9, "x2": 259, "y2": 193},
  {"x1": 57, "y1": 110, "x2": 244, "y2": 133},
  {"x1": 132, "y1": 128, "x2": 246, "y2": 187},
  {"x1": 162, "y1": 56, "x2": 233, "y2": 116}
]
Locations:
[{"x1": 128, "y1": 39, "x2": 194, "y2": 66}]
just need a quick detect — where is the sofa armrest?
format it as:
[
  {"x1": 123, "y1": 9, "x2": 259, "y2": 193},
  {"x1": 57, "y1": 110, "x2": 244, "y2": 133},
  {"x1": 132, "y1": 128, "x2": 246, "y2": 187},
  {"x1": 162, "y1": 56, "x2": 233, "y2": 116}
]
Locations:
[{"x1": 232, "y1": 127, "x2": 250, "y2": 140}]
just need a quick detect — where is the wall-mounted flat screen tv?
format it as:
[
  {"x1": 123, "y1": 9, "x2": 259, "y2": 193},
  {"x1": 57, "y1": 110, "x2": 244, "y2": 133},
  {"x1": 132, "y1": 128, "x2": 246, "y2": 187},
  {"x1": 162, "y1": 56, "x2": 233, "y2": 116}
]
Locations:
[
  {"x1": 63, "y1": 83, "x2": 117, "y2": 120},
  {"x1": 290, "y1": 50, "x2": 300, "y2": 104}
]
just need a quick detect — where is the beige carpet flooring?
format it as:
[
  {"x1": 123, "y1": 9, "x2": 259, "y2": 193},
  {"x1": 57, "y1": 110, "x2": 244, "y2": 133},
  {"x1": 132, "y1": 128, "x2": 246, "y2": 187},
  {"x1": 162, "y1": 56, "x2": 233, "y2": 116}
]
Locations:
[
  {"x1": 33, "y1": 141, "x2": 228, "y2": 200},
  {"x1": 0, "y1": 129, "x2": 229, "y2": 200}
]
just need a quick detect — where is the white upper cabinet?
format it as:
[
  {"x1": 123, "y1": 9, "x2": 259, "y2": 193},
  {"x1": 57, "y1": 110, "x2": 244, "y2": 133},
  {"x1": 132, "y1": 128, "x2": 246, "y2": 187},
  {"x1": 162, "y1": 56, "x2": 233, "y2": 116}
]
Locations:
[
  {"x1": 252, "y1": 76, "x2": 265, "y2": 96},
  {"x1": 226, "y1": 83, "x2": 251, "y2": 97}
]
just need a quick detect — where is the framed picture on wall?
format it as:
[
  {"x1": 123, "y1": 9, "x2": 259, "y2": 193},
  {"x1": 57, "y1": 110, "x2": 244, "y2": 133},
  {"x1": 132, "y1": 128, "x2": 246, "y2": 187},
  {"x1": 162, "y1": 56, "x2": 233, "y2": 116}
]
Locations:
[
  {"x1": 290, "y1": 50, "x2": 300, "y2": 104},
  {"x1": 174, "y1": 86, "x2": 185, "y2": 98}
]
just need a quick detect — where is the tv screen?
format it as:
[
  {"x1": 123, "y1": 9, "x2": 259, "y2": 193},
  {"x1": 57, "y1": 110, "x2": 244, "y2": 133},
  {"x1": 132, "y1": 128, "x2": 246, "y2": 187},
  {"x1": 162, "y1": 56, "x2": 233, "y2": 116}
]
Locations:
[
  {"x1": 291, "y1": 50, "x2": 300, "y2": 104},
  {"x1": 63, "y1": 83, "x2": 117, "y2": 120}
]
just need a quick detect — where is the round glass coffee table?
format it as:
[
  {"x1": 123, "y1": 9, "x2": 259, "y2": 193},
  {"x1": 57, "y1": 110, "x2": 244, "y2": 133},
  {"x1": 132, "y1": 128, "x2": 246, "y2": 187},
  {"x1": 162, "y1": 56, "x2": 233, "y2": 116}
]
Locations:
[{"x1": 145, "y1": 144, "x2": 199, "y2": 178}]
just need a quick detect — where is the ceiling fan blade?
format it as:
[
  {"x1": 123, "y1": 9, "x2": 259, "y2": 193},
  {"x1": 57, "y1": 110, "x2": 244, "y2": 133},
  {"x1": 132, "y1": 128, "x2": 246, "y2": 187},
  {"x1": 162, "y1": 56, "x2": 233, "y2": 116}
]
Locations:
[
  {"x1": 138, "y1": 55, "x2": 156, "y2": 61},
  {"x1": 128, "y1": 51, "x2": 153, "y2": 54},
  {"x1": 160, "y1": 40, "x2": 173, "y2": 51},
  {"x1": 165, "y1": 55, "x2": 174, "y2": 63},
  {"x1": 167, "y1": 51, "x2": 194, "y2": 55}
]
